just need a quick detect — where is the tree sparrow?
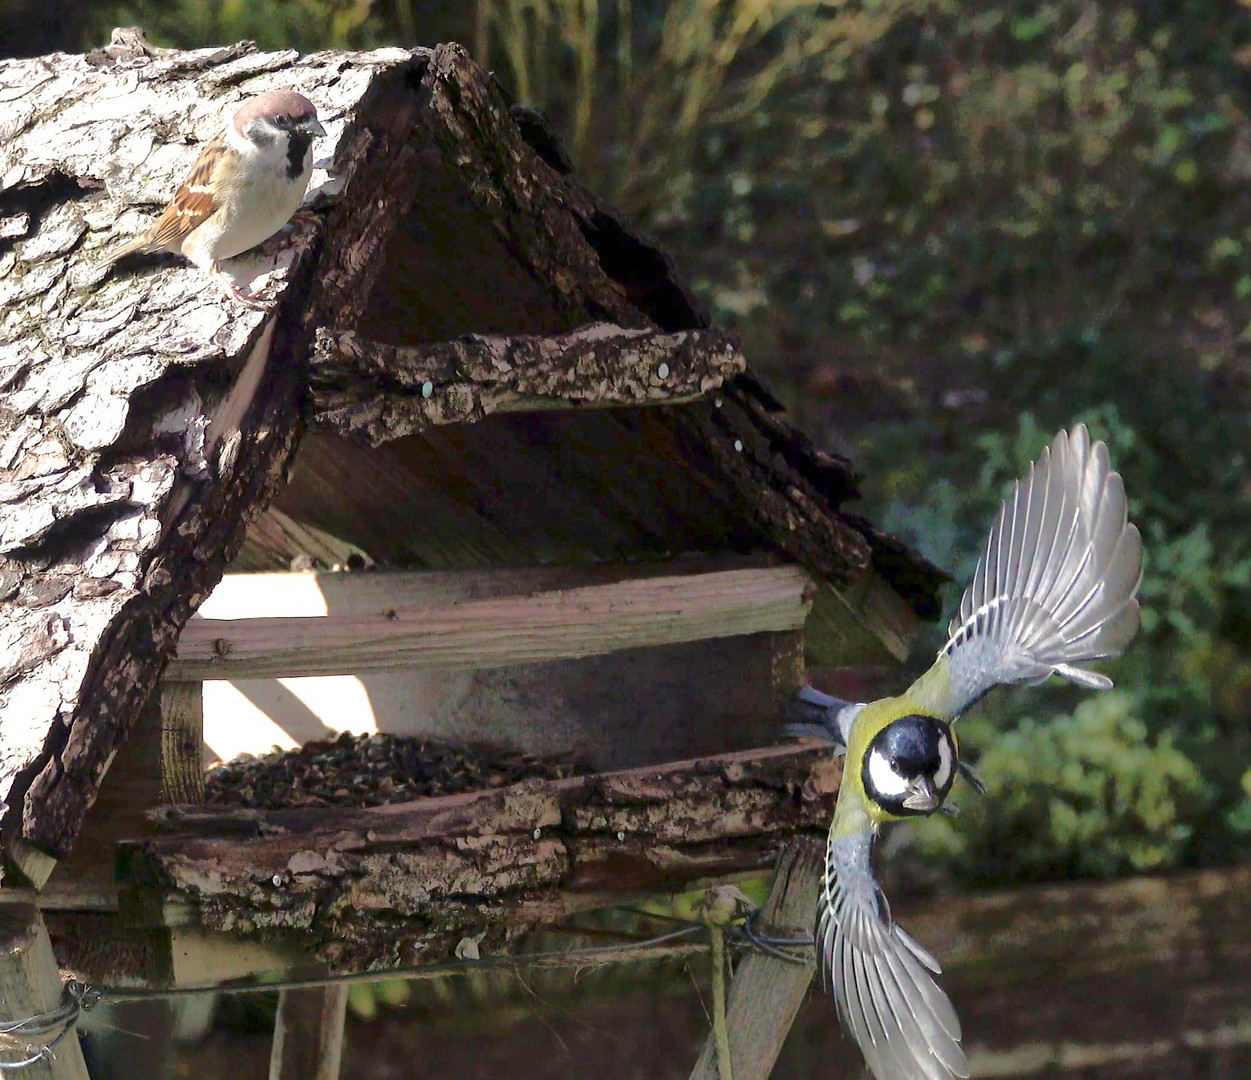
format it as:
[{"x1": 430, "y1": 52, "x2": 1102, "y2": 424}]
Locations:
[{"x1": 102, "y1": 90, "x2": 327, "y2": 307}]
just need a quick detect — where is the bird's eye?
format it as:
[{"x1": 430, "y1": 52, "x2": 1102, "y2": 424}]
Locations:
[
  {"x1": 275, "y1": 113, "x2": 288, "y2": 126},
  {"x1": 889, "y1": 756, "x2": 900, "y2": 771}
]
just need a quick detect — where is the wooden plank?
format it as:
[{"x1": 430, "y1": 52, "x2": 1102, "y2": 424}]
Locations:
[
  {"x1": 192, "y1": 558, "x2": 806, "y2": 773},
  {"x1": 689, "y1": 840, "x2": 822, "y2": 1080},
  {"x1": 5, "y1": 840, "x2": 59, "y2": 892},
  {"x1": 269, "y1": 986, "x2": 348, "y2": 1080},
  {"x1": 195, "y1": 560, "x2": 776, "y2": 619},
  {"x1": 0, "y1": 899, "x2": 90, "y2": 1080},
  {"x1": 805, "y1": 574, "x2": 918, "y2": 667},
  {"x1": 168, "y1": 566, "x2": 812, "y2": 680},
  {"x1": 159, "y1": 684, "x2": 205, "y2": 805}
]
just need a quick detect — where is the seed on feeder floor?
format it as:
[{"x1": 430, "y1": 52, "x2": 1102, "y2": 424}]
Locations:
[{"x1": 204, "y1": 731, "x2": 587, "y2": 811}]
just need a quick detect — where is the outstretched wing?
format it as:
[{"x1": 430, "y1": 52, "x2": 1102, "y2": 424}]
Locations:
[
  {"x1": 819, "y1": 825, "x2": 969, "y2": 1080},
  {"x1": 913, "y1": 423, "x2": 1142, "y2": 720}
]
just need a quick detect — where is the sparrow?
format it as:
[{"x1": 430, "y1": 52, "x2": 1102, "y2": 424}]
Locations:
[
  {"x1": 101, "y1": 89, "x2": 327, "y2": 307},
  {"x1": 785, "y1": 424, "x2": 1143, "y2": 1080}
]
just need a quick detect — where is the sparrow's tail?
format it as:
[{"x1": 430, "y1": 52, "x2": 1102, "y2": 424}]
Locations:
[
  {"x1": 98, "y1": 232, "x2": 156, "y2": 269},
  {"x1": 934, "y1": 424, "x2": 1143, "y2": 715}
]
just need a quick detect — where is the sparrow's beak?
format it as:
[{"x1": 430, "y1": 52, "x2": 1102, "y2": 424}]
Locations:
[
  {"x1": 902, "y1": 776, "x2": 939, "y2": 813},
  {"x1": 303, "y1": 117, "x2": 328, "y2": 139}
]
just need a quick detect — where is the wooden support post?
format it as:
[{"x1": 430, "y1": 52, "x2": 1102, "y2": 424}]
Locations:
[
  {"x1": 0, "y1": 900, "x2": 90, "y2": 1080},
  {"x1": 689, "y1": 840, "x2": 822, "y2": 1080},
  {"x1": 269, "y1": 985, "x2": 348, "y2": 1080},
  {"x1": 158, "y1": 683, "x2": 205, "y2": 805}
]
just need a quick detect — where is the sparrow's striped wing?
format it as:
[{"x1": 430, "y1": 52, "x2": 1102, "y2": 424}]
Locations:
[
  {"x1": 820, "y1": 827, "x2": 968, "y2": 1080},
  {"x1": 914, "y1": 423, "x2": 1142, "y2": 720},
  {"x1": 142, "y1": 135, "x2": 226, "y2": 252}
]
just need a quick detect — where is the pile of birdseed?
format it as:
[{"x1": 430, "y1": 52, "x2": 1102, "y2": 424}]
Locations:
[{"x1": 204, "y1": 730, "x2": 588, "y2": 810}]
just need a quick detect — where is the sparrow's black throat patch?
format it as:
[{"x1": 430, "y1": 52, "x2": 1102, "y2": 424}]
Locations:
[{"x1": 286, "y1": 132, "x2": 312, "y2": 180}]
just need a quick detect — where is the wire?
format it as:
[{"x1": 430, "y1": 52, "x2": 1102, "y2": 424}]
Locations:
[
  {"x1": 734, "y1": 910, "x2": 813, "y2": 966},
  {"x1": 0, "y1": 996, "x2": 81, "y2": 1071},
  {"x1": 75, "y1": 923, "x2": 708, "y2": 1004},
  {"x1": 0, "y1": 905, "x2": 811, "y2": 1067}
]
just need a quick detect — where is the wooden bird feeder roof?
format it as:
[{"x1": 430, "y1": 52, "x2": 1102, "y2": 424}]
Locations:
[{"x1": 0, "y1": 32, "x2": 943, "y2": 986}]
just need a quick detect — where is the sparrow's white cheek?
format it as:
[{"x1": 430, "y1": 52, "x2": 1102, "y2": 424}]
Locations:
[
  {"x1": 934, "y1": 736, "x2": 954, "y2": 790},
  {"x1": 867, "y1": 749, "x2": 909, "y2": 798}
]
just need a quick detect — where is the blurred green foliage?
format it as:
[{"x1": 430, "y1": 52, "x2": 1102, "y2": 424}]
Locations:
[
  {"x1": 918, "y1": 692, "x2": 1207, "y2": 882},
  {"x1": 18, "y1": 0, "x2": 1251, "y2": 884}
]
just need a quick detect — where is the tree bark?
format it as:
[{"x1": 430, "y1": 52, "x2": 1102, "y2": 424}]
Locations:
[
  {"x1": 310, "y1": 323, "x2": 745, "y2": 443},
  {"x1": 117, "y1": 744, "x2": 841, "y2": 971},
  {"x1": 0, "y1": 38, "x2": 424, "y2": 864}
]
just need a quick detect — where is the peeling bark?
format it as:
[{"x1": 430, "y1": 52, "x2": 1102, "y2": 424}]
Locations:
[
  {"x1": 118, "y1": 745, "x2": 840, "y2": 970},
  {"x1": 310, "y1": 323, "x2": 745, "y2": 443}
]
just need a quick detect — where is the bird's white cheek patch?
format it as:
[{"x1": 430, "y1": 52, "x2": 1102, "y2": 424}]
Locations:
[
  {"x1": 867, "y1": 749, "x2": 909, "y2": 798},
  {"x1": 934, "y1": 736, "x2": 954, "y2": 790}
]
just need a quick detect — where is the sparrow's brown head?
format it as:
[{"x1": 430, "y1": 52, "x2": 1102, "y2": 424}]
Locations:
[{"x1": 232, "y1": 90, "x2": 326, "y2": 142}]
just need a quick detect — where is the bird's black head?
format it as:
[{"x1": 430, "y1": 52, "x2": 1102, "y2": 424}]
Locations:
[{"x1": 862, "y1": 714, "x2": 956, "y2": 817}]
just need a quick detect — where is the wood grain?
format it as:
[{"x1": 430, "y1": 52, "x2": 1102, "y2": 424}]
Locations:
[
  {"x1": 0, "y1": 900, "x2": 90, "y2": 1080},
  {"x1": 170, "y1": 566, "x2": 811, "y2": 680},
  {"x1": 269, "y1": 986, "x2": 348, "y2": 1080},
  {"x1": 689, "y1": 840, "x2": 821, "y2": 1080}
]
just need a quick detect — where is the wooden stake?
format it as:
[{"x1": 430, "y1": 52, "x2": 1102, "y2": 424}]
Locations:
[
  {"x1": 0, "y1": 899, "x2": 90, "y2": 1080},
  {"x1": 689, "y1": 841, "x2": 822, "y2": 1080},
  {"x1": 158, "y1": 683, "x2": 205, "y2": 805},
  {"x1": 269, "y1": 985, "x2": 348, "y2": 1080}
]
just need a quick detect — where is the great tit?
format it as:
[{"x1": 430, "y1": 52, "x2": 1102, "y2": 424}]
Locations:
[{"x1": 786, "y1": 424, "x2": 1143, "y2": 1080}]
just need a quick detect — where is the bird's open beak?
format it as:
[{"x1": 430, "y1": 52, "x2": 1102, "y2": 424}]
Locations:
[
  {"x1": 902, "y1": 776, "x2": 939, "y2": 813},
  {"x1": 304, "y1": 118, "x2": 328, "y2": 139}
]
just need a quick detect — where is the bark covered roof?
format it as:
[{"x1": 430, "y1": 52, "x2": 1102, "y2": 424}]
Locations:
[{"x1": 0, "y1": 32, "x2": 943, "y2": 866}]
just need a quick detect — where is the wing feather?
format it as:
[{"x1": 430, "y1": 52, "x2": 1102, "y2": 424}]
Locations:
[
  {"x1": 103, "y1": 136, "x2": 226, "y2": 265},
  {"x1": 143, "y1": 137, "x2": 225, "y2": 252},
  {"x1": 931, "y1": 424, "x2": 1142, "y2": 718},
  {"x1": 820, "y1": 829, "x2": 970, "y2": 1080}
]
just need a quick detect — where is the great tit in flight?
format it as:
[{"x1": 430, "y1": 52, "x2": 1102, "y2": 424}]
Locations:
[{"x1": 786, "y1": 424, "x2": 1143, "y2": 1080}]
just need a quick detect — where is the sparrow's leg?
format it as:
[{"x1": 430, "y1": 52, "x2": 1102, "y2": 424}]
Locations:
[{"x1": 210, "y1": 263, "x2": 268, "y2": 310}]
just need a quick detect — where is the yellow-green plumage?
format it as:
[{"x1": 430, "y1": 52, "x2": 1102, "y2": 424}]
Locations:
[{"x1": 812, "y1": 425, "x2": 1144, "y2": 1080}]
